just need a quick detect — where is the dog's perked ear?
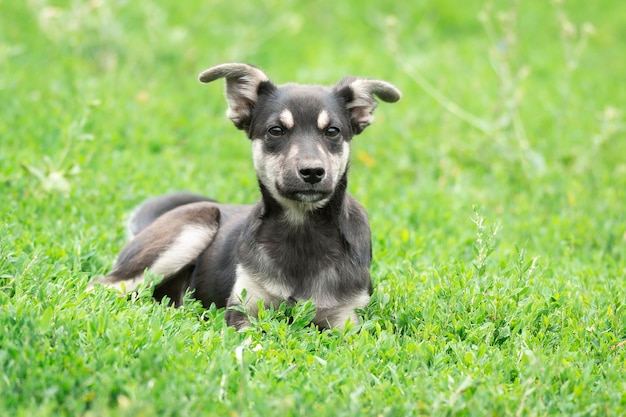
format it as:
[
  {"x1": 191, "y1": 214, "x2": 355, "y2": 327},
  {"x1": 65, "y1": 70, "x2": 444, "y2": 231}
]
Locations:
[
  {"x1": 198, "y1": 63, "x2": 275, "y2": 131},
  {"x1": 334, "y1": 76, "x2": 402, "y2": 135}
]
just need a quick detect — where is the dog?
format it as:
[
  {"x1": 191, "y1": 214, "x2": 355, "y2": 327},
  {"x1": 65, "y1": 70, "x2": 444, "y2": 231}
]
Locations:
[{"x1": 89, "y1": 63, "x2": 401, "y2": 330}]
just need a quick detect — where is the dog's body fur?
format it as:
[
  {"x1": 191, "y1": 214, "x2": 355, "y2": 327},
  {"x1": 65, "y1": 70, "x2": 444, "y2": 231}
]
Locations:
[{"x1": 89, "y1": 63, "x2": 401, "y2": 330}]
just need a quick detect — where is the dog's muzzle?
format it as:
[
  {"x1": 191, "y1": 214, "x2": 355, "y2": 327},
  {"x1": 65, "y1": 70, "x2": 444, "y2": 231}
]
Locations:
[{"x1": 274, "y1": 162, "x2": 334, "y2": 203}]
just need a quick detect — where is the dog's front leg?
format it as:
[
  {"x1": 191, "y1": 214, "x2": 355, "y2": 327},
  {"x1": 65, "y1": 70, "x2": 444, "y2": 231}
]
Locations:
[
  {"x1": 225, "y1": 265, "x2": 276, "y2": 330},
  {"x1": 313, "y1": 292, "x2": 371, "y2": 330},
  {"x1": 225, "y1": 291, "x2": 261, "y2": 331},
  {"x1": 313, "y1": 308, "x2": 359, "y2": 330},
  {"x1": 224, "y1": 303, "x2": 252, "y2": 331}
]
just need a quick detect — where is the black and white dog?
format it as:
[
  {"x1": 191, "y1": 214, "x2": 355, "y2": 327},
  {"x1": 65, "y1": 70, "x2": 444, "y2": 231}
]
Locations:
[{"x1": 90, "y1": 63, "x2": 401, "y2": 330}]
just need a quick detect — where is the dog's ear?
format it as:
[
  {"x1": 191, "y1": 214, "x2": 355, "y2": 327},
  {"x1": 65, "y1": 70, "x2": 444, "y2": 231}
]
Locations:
[
  {"x1": 199, "y1": 63, "x2": 275, "y2": 131},
  {"x1": 334, "y1": 77, "x2": 401, "y2": 135}
]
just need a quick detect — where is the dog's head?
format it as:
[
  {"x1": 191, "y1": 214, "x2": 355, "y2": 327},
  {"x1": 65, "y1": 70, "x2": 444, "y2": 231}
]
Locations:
[{"x1": 199, "y1": 63, "x2": 401, "y2": 217}]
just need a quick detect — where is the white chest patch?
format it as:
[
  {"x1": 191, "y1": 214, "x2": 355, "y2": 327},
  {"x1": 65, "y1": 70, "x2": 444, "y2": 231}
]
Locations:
[
  {"x1": 230, "y1": 262, "x2": 370, "y2": 329},
  {"x1": 231, "y1": 263, "x2": 362, "y2": 308},
  {"x1": 230, "y1": 264, "x2": 291, "y2": 313}
]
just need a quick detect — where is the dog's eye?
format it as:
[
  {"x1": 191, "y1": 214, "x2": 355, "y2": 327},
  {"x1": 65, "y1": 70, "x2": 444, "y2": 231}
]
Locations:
[
  {"x1": 268, "y1": 126, "x2": 285, "y2": 137},
  {"x1": 325, "y1": 127, "x2": 341, "y2": 138}
]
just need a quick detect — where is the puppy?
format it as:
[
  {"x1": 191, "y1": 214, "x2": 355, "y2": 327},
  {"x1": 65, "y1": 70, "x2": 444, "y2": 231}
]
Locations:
[{"x1": 90, "y1": 63, "x2": 401, "y2": 330}]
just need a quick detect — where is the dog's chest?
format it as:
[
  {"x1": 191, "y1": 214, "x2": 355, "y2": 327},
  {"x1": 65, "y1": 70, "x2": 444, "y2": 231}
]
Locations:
[
  {"x1": 235, "y1": 245, "x2": 344, "y2": 309},
  {"x1": 231, "y1": 205, "x2": 369, "y2": 314},
  {"x1": 244, "y1": 254, "x2": 340, "y2": 303}
]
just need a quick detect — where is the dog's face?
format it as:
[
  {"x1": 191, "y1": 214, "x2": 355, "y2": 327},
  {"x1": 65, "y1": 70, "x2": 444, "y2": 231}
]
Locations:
[
  {"x1": 248, "y1": 84, "x2": 352, "y2": 211},
  {"x1": 199, "y1": 63, "x2": 401, "y2": 218}
]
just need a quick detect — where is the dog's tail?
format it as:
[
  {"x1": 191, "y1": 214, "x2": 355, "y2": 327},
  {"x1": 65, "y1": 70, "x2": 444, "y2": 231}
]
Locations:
[{"x1": 126, "y1": 192, "x2": 214, "y2": 239}]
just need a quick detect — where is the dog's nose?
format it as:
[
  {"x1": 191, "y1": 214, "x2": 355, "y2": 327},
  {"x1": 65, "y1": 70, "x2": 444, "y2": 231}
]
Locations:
[{"x1": 299, "y1": 167, "x2": 326, "y2": 184}]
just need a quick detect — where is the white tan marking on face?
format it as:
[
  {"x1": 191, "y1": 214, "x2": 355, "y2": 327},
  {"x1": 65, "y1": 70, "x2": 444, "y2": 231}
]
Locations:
[
  {"x1": 330, "y1": 141, "x2": 350, "y2": 184},
  {"x1": 317, "y1": 110, "x2": 330, "y2": 130},
  {"x1": 279, "y1": 109, "x2": 295, "y2": 129},
  {"x1": 252, "y1": 140, "x2": 283, "y2": 199}
]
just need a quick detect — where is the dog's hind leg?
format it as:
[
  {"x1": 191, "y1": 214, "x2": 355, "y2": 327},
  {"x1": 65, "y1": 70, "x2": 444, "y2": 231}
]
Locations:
[
  {"x1": 126, "y1": 192, "x2": 214, "y2": 239},
  {"x1": 89, "y1": 202, "x2": 220, "y2": 304}
]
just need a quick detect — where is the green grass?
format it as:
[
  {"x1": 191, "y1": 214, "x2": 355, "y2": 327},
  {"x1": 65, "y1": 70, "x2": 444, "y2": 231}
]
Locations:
[{"x1": 1, "y1": 0, "x2": 625, "y2": 415}]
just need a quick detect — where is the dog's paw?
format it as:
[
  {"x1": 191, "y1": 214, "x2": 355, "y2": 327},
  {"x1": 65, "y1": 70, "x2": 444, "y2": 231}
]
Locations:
[{"x1": 225, "y1": 306, "x2": 252, "y2": 331}]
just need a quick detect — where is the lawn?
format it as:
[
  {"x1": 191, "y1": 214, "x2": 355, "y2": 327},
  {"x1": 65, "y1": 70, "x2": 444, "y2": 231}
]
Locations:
[{"x1": 1, "y1": 0, "x2": 625, "y2": 415}]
